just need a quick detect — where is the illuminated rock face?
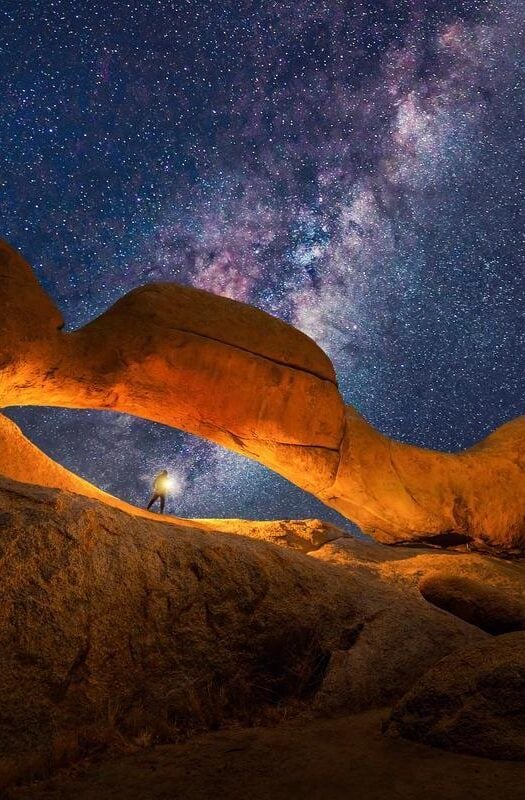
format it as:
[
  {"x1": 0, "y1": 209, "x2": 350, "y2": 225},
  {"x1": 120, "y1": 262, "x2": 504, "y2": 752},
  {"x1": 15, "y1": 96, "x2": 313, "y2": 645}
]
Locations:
[
  {"x1": 0, "y1": 411, "x2": 346, "y2": 551},
  {"x1": 1, "y1": 239, "x2": 524, "y2": 551}
]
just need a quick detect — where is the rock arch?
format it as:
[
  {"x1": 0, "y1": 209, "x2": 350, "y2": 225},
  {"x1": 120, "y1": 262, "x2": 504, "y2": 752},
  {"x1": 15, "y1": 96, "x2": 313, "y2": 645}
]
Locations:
[{"x1": 1, "y1": 239, "x2": 524, "y2": 550}]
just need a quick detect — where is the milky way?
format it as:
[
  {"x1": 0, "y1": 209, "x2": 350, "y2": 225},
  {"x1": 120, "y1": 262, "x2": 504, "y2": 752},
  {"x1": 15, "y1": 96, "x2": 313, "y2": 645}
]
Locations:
[{"x1": 1, "y1": 1, "x2": 524, "y2": 525}]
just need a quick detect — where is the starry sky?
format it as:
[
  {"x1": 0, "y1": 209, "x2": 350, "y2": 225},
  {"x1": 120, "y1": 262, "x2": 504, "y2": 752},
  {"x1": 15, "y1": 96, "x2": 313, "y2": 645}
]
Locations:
[{"x1": 1, "y1": 0, "x2": 524, "y2": 525}]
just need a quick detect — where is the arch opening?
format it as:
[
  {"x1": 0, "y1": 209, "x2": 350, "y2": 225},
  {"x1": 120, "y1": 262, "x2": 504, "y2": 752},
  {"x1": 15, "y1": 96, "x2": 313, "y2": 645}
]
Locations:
[{"x1": 2, "y1": 406, "x2": 356, "y2": 530}]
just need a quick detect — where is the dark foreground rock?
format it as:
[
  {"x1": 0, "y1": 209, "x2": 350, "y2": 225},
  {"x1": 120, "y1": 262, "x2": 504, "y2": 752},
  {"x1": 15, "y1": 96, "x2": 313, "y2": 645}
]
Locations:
[
  {"x1": 9, "y1": 709, "x2": 525, "y2": 800},
  {"x1": 387, "y1": 632, "x2": 525, "y2": 760}
]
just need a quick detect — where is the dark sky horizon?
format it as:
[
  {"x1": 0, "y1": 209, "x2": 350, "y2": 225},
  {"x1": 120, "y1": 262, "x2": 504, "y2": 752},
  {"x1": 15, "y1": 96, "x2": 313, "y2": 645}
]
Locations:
[{"x1": 1, "y1": 0, "x2": 524, "y2": 526}]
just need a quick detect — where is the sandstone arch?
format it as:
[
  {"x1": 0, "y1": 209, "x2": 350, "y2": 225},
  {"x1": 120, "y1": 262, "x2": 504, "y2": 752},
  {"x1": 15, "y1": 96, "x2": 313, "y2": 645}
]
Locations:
[{"x1": 1, "y1": 239, "x2": 524, "y2": 551}]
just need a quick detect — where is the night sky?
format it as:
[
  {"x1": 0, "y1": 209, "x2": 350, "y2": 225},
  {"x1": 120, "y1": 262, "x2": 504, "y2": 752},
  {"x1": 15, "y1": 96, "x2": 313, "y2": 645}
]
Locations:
[{"x1": 1, "y1": 1, "x2": 524, "y2": 525}]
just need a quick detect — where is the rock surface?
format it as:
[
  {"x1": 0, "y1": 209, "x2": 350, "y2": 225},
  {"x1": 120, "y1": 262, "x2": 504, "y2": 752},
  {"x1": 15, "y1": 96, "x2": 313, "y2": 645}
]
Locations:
[
  {"x1": 387, "y1": 633, "x2": 525, "y2": 760},
  {"x1": 1, "y1": 239, "x2": 524, "y2": 551},
  {"x1": 10, "y1": 709, "x2": 525, "y2": 800},
  {"x1": 419, "y1": 573, "x2": 525, "y2": 634},
  {"x1": 0, "y1": 477, "x2": 489, "y2": 789},
  {"x1": 0, "y1": 411, "x2": 148, "y2": 517},
  {"x1": 196, "y1": 516, "x2": 346, "y2": 552},
  {"x1": 309, "y1": 536, "x2": 525, "y2": 713}
]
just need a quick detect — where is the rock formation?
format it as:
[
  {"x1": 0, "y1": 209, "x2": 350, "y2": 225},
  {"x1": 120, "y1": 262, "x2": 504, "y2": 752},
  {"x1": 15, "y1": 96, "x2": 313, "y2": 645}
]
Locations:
[
  {"x1": 309, "y1": 535, "x2": 525, "y2": 714},
  {"x1": 3, "y1": 472, "x2": 525, "y2": 787},
  {"x1": 0, "y1": 476, "x2": 492, "y2": 788},
  {"x1": 419, "y1": 573, "x2": 525, "y2": 635},
  {"x1": 1, "y1": 238, "x2": 524, "y2": 550},
  {"x1": 2, "y1": 237, "x2": 525, "y2": 794},
  {"x1": 387, "y1": 633, "x2": 525, "y2": 760}
]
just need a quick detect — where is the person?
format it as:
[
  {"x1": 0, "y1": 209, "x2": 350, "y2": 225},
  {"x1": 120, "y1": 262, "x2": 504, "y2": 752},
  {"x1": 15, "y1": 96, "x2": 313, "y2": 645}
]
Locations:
[{"x1": 147, "y1": 469, "x2": 169, "y2": 513}]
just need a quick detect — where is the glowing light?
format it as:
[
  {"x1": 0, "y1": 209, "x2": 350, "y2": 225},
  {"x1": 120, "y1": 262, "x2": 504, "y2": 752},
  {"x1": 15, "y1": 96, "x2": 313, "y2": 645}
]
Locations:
[{"x1": 160, "y1": 474, "x2": 184, "y2": 495}]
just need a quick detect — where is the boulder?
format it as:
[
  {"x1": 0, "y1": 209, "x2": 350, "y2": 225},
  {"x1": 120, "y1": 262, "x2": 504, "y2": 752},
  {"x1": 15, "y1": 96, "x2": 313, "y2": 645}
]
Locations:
[
  {"x1": 197, "y1": 517, "x2": 347, "y2": 552},
  {"x1": 419, "y1": 573, "x2": 525, "y2": 634},
  {"x1": 387, "y1": 633, "x2": 525, "y2": 760}
]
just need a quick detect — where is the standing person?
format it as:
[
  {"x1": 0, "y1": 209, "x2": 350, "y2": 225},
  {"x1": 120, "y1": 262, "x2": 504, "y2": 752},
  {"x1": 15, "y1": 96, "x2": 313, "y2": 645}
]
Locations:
[{"x1": 147, "y1": 469, "x2": 169, "y2": 513}]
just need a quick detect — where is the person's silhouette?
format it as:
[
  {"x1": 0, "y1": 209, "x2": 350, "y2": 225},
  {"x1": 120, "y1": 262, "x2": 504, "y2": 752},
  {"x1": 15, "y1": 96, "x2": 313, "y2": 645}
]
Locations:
[{"x1": 147, "y1": 469, "x2": 169, "y2": 513}]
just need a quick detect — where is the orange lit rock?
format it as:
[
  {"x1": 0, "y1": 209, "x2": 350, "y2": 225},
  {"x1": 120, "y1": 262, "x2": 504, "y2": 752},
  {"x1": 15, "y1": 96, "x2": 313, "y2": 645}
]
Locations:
[
  {"x1": 0, "y1": 477, "x2": 488, "y2": 786},
  {"x1": 327, "y1": 408, "x2": 525, "y2": 550},
  {"x1": 310, "y1": 534, "x2": 525, "y2": 714},
  {"x1": 0, "y1": 411, "x2": 149, "y2": 516},
  {"x1": 0, "y1": 239, "x2": 524, "y2": 551},
  {"x1": 0, "y1": 412, "x2": 345, "y2": 552}
]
